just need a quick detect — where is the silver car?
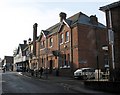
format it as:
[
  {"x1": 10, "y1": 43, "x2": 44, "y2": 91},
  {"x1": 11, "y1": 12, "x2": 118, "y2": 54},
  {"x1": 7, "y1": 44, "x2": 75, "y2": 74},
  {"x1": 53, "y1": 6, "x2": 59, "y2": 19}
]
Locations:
[{"x1": 74, "y1": 68, "x2": 95, "y2": 80}]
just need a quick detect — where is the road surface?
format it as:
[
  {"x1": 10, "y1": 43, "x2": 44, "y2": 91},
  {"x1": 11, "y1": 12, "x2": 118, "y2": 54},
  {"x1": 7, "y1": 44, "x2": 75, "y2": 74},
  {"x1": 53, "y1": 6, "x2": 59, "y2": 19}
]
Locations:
[{"x1": 2, "y1": 71, "x2": 76, "y2": 94}]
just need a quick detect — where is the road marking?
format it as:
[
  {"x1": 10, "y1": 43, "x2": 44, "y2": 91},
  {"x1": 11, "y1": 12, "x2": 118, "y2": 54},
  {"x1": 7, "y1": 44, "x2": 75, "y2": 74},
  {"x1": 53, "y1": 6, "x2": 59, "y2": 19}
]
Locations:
[{"x1": 18, "y1": 72, "x2": 22, "y2": 75}]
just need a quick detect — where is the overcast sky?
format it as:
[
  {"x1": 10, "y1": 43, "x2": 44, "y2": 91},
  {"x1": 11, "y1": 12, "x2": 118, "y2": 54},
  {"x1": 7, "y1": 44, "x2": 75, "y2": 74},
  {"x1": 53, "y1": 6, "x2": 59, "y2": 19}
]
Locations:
[{"x1": 0, "y1": 0, "x2": 117, "y2": 59}]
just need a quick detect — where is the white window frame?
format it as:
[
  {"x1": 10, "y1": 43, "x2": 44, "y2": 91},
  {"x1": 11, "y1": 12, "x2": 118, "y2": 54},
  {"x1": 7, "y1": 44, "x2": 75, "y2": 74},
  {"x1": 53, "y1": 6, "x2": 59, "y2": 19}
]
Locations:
[
  {"x1": 65, "y1": 31, "x2": 69, "y2": 43},
  {"x1": 49, "y1": 37, "x2": 53, "y2": 47}
]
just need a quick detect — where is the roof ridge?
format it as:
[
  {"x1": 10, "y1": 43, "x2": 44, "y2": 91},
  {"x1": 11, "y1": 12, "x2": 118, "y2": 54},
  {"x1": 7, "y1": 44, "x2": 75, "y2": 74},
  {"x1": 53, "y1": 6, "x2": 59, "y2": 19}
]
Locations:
[{"x1": 100, "y1": 1, "x2": 120, "y2": 11}]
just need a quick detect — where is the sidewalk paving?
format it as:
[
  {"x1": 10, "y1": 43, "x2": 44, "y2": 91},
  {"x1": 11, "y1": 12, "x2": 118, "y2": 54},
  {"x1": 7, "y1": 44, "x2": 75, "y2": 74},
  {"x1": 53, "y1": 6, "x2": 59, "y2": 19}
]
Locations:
[{"x1": 21, "y1": 72, "x2": 113, "y2": 94}]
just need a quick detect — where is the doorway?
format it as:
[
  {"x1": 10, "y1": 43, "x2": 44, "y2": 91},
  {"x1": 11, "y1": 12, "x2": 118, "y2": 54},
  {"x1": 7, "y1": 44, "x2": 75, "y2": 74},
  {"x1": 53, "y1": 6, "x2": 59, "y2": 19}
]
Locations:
[{"x1": 50, "y1": 60, "x2": 53, "y2": 73}]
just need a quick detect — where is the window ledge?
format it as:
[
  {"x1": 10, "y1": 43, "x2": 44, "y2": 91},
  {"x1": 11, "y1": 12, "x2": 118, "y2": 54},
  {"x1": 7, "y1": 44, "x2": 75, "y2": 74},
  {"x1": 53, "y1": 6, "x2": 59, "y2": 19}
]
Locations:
[
  {"x1": 60, "y1": 43, "x2": 63, "y2": 45},
  {"x1": 60, "y1": 66, "x2": 70, "y2": 69},
  {"x1": 65, "y1": 41, "x2": 69, "y2": 43}
]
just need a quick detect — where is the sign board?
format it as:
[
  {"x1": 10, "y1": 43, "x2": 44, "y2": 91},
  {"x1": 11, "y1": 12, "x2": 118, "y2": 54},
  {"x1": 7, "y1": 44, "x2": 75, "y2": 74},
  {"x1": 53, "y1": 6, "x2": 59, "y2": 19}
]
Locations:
[
  {"x1": 108, "y1": 29, "x2": 114, "y2": 45},
  {"x1": 102, "y1": 45, "x2": 108, "y2": 51}
]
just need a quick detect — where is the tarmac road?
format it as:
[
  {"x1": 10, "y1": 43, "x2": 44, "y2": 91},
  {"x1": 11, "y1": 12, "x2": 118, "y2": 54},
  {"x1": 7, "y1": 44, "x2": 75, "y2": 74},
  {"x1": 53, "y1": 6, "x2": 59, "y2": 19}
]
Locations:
[
  {"x1": 2, "y1": 71, "x2": 76, "y2": 94},
  {"x1": 1, "y1": 71, "x2": 115, "y2": 95}
]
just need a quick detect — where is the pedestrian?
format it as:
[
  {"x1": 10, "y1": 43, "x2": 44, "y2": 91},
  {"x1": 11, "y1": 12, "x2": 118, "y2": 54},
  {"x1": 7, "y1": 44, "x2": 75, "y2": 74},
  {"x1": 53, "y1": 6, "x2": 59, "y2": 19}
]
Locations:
[
  {"x1": 2, "y1": 67, "x2": 5, "y2": 73},
  {"x1": 39, "y1": 67, "x2": 43, "y2": 78}
]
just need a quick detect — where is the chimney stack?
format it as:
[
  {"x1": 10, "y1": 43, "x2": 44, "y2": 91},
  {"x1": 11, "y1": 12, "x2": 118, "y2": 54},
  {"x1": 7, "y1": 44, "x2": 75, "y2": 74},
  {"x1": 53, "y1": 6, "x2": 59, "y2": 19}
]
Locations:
[
  {"x1": 90, "y1": 15, "x2": 98, "y2": 25},
  {"x1": 33, "y1": 23, "x2": 38, "y2": 56},
  {"x1": 59, "y1": 12, "x2": 67, "y2": 22},
  {"x1": 23, "y1": 40, "x2": 27, "y2": 44},
  {"x1": 33, "y1": 23, "x2": 38, "y2": 41},
  {"x1": 28, "y1": 38, "x2": 31, "y2": 44}
]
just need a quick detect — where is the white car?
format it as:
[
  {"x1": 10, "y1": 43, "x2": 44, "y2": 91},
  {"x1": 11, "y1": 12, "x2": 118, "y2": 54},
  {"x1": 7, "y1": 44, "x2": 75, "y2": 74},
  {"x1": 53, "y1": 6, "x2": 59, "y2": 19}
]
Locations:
[{"x1": 74, "y1": 68, "x2": 95, "y2": 80}]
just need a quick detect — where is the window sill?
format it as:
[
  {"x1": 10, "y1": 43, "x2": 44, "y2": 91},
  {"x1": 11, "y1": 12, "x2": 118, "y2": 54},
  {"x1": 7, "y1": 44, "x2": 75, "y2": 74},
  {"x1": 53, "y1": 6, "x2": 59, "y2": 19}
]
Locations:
[
  {"x1": 40, "y1": 48, "x2": 45, "y2": 50},
  {"x1": 60, "y1": 43, "x2": 63, "y2": 45},
  {"x1": 60, "y1": 66, "x2": 70, "y2": 69},
  {"x1": 65, "y1": 41, "x2": 69, "y2": 43}
]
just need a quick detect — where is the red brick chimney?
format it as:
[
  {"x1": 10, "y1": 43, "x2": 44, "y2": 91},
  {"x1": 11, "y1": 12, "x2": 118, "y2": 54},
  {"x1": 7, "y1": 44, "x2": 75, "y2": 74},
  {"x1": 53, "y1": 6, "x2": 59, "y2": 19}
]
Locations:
[
  {"x1": 59, "y1": 12, "x2": 67, "y2": 22},
  {"x1": 90, "y1": 15, "x2": 98, "y2": 25},
  {"x1": 33, "y1": 23, "x2": 38, "y2": 56}
]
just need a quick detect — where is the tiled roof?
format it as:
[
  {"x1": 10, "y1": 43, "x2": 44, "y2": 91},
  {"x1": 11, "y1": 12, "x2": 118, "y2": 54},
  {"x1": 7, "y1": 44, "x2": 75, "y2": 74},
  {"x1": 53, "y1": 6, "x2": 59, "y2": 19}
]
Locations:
[
  {"x1": 16, "y1": 44, "x2": 28, "y2": 56},
  {"x1": 41, "y1": 11, "x2": 106, "y2": 37},
  {"x1": 45, "y1": 23, "x2": 60, "y2": 36},
  {"x1": 42, "y1": 30, "x2": 49, "y2": 36},
  {"x1": 100, "y1": 1, "x2": 120, "y2": 11},
  {"x1": 20, "y1": 44, "x2": 28, "y2": 56}
]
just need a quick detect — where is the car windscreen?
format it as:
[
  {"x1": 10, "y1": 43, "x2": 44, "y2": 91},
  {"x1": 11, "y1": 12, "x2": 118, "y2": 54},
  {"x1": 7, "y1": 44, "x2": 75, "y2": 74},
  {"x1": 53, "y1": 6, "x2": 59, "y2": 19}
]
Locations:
[{"x1": 82, "y1": 69, "x2": 95, "y2": 72}]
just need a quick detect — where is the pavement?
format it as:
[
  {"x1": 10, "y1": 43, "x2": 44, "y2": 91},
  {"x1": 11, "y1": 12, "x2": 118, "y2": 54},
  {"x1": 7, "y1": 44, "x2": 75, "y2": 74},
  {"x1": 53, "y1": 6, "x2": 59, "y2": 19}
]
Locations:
[{"x1": 20, "y1": 72, "x2": 114, "y2": 94}]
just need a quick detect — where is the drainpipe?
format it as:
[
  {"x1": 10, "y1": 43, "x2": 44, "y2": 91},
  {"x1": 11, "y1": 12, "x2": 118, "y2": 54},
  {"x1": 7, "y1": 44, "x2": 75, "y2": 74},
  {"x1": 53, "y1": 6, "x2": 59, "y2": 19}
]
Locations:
[
  {"x1": 57, "y1": 27, "x2": 60, "y2": 69},
  {"x1": 108, "y1": 9, "x2": 115, "y2": 82},
  {"x1": 38, "y1": 40, "x2": 40, "y2": 69},
  {"x1": 46, "y1": 36, "x2": 48, "y2": 69},
  {"x1": 108, "y1": 10, "x2": 115, "y2": 70},
  {"x1": 94, "y1": 27, "x2": 100, "y2": 81},
  {"x1": 70, "y1": 27, "x2": 73, "y2": 72}
]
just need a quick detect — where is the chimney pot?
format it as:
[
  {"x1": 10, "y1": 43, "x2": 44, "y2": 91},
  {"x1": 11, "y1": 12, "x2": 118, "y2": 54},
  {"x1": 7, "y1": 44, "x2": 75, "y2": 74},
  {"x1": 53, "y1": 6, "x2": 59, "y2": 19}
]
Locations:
[
  {"x1": 28, "y1": 38, "x2": 31, "y2": 44},
  {"x1": 33, "y1": 23, "x2": 38, "y2": 28},
  {"x1": 24, "y1": 40, "x2": 27, "y2": 44}
]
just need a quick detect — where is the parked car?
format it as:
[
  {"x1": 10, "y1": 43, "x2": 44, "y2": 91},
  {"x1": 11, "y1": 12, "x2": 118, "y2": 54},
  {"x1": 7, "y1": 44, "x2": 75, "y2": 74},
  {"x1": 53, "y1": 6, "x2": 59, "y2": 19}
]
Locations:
[
  {"x1": 16, "y1": 66, "x2": 23, "y2": 72},
  {"x1": 74, "y1": 68, "x2": 95, "y2": 80}
]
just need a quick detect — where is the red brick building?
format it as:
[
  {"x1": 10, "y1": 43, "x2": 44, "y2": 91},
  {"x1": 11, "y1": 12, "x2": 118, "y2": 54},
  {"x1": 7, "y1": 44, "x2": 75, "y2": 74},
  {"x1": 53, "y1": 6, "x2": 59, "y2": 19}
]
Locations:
[
  {"x1": 100, "y1": 1, "x2": 120, "y2": 81},
  {"x1": 100, "y1": 1, "x2": 120, "y2": 70},
  {"x1": 35, "y1": 12, "x2": 108, "y2": 76}
]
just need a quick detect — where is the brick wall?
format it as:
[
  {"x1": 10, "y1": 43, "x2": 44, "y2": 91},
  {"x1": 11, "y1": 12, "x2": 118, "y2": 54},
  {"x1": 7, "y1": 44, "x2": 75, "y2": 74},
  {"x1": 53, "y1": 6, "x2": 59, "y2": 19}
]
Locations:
[{"x1": 106, "y1": 7, "x2": 120, "y2": 69}]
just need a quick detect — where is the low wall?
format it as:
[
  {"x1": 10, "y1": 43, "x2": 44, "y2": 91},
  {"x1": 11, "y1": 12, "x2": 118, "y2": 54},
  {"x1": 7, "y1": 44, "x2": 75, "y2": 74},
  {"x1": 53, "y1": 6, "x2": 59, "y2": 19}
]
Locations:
[
  {"x1": 51, "y1": 68, "x2": 73, "y2": 77},
  {"x1": 84, "y1": 81, "x2": 120, "y2": 93}
]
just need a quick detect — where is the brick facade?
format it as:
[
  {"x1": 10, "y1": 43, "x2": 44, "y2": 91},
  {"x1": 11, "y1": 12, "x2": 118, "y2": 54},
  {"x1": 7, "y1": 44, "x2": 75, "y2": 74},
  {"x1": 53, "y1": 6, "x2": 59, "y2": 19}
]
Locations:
[
  {"x1": 100, "y1": 1, "x2": 120, "y2": 70},
  {"x1": 33, "y1": 12, "x2": 108, "y2": 76}
]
